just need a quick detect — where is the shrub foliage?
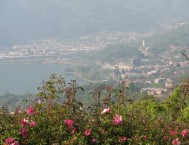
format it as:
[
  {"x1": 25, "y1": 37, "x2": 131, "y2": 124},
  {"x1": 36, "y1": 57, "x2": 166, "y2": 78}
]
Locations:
[{"x1": 1, "y1": 74, "x2": 189, "y2": 145}]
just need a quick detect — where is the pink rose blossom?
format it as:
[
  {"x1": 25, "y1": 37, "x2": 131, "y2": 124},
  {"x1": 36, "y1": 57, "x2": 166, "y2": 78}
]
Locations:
[
  {"x1": 29, "y1": 121, "x2": 37, "y2": 127},
  {"x1": 64, "y1": 119, "x2": 74, "y2": 128},
  {"x1": 172, "y1": 138, "x2": 181, "y2": 145},
  {"x1": 71, "y1": 128, "x2": 77, "y2": 134},
  {"x1": 26, "y1": 106, "x2": 35, "y2": 115},
  {"x1": 143, "y1": 135, "x2": 147, "y2": 140},
  {"x1": 20, "y1": 118, "x2": 29, "y2": 127},
  {"x1": 113, "y1": 114, "x2": 123, "y2": 125},
  {"x1": 5, "y1": 138, "x2": 14, "y2": 144},
  {"x1": 92, "y1": 139, "x2": 96, "y2": 143},
  {"x1": 20, "y1": 128, "x2": 28, "y2": 137},
  {"x1": 163, "y1": 135, "x2": 168, "y2": 140},
  {"x1": 101, "y1": 108, "x2": 110, "y2": 114},
  {"x1": 119, "y1": 137, "x2": 127, "y2": 142},
  {"x1": 84, "y1": 129, "x2": 91, "y2": 136},
  {"x1": 169, "y1": 130, "x2": 178, "y2": 136},
  {"x1": 10, "y1": 141, "x2": 19, "y2": 145},
  {"x1": 181, "y1": 129, "x2": 189, "y2": 137}
]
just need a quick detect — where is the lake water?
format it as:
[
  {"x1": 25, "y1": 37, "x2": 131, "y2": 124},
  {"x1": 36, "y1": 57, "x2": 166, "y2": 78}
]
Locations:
[{"x1": 0, "y1": 63, "x2": 77, "y2": 94}]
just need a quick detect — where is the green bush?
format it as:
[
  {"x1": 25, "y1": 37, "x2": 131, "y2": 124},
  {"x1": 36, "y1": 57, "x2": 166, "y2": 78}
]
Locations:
[{"x1": 1, "y1": 74, "x2": 189, "y2": 144}]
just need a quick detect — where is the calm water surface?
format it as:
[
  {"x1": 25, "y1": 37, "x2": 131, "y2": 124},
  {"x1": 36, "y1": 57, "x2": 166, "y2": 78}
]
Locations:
[{"x1": 0, "y1": 63, "x2": 76, "y2": 94}]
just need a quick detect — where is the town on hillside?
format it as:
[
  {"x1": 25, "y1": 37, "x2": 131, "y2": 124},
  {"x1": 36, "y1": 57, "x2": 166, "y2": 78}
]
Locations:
[{"x1": 0, "y1": 21, "x2": 189, "y2": 98}]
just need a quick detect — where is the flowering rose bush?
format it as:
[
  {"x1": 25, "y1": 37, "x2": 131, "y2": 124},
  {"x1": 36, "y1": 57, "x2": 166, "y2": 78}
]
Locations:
[
  {"x1": 5, "y1": 137, "x2": 19, "y2": 145},
  {"x1": 26, "y1": 106, "x2": 35, "y2": 115},
  {"x1": 64, "y1": 119, "x2": 74, "y2": 128},
  {"x1": 1, "y1": 75, "x2": 189, "y2": 144},
  {"x1": 113, "y1": 114, "x2": 123, "y2": 125},
  {"x1": 101, "y1": 108, "x2": 110, "y2": 114},
  {"x1": 172, "y1": 138, "x2": 181, "y2": 145}
]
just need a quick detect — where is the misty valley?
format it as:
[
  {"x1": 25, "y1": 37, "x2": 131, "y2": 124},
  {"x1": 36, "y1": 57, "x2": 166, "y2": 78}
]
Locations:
[{"x1": 1, "y1": 1, "x2": 189, "y2": 144}]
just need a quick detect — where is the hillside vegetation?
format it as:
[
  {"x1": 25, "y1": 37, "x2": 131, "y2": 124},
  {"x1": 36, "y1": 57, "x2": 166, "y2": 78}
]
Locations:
[
  {"x1": 83, "y1": 22, "x2": 189, "y2": 64},
  {"x1": 0, "y1": 93, "x2": 31, "y2": 111},
  {"x1": 1, "y1": 74, "x2": 189, "y2": 144},
  {"x1": 85, "y1": 43, "x2": 143, "y2": 64},
  {"x1": 145, "y1": 23, "x2": 189, "y2": 53}
]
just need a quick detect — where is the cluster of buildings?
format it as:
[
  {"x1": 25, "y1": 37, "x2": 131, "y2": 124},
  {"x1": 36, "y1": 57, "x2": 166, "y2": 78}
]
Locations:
[
  {"x1": 0, "y1": 39, "x2": 101, "y2": 64},
  {"x1": 0, "y1": 31, "x2": 153, "y2": 64},
  {"x1": 1, "y1": 22, "x2": 188, "y2": 99},
  {"x1": 111, "y1": 42, "x2": 189, "y2": 97}
]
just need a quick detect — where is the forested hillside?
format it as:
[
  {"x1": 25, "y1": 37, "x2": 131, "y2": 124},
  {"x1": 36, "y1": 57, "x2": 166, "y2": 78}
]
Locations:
[
  {"x1": 0, "y1": 93, "x2": 31, "y2": 111},
  {"x1": 145, "y1": 22, "x2": 189, "y2": 53},
  {"x1": 84, "y1": 22, "x2": 189, "y2": 64}
]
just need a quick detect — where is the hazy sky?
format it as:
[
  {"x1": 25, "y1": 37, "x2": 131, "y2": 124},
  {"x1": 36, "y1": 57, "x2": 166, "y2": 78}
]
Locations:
[{"x1": 0, "y1": 0, "x2": 189, "y2": 46}]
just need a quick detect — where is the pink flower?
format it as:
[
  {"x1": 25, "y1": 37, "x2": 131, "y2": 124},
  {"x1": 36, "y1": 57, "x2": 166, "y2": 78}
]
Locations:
[
  {"x1": 163, "y1": 135, "x2": 168, "y2": 140},
  {"x1": 71, "y1": 128, "x2": 77, "y2": 134},
  {"x1": 84, "y1": 129, "x2": 91, "y2": 136},
  {"x1": 29, "y1": 121, "x2": 37, "y2": 127},
  {"x1": 20, "y1": 128, "x2": 28, "y2": 137},
  {"x1": 169, "y1": 130, "x2": 178, "y2": 136},
  {"x1": 26, "y1": 106, "x2": 35, "y2": 115},
  {"x1": 64, "y1": 119, "x2": 74, "y2": 128},
  {"x1": 119, "y1": 137, "x2": 127, "y2": 142},
  {"x1": 143, "y1": 135, "x2": 147, "y2": 140},
  {"x1": 92, "y1": 139, "x2": 96, "y2": 143},
  {"x1": 20, "y1": 118, "x2": 29, "y2": 127},
  {"x1": 113, "y1": 114, "x2": 123, "y2": 125},
  {"x1": 181, "y1": 129, "x2": 189, "y2": 137},
  {"x1": 5, "y1": 138, "x2": 14, "y2": 144},
  {"x1": 10, "y1": 141, "x2": 19, "y2": 145},
  {"x1": 172, "y1": 138, "x2": 181, "y2": 145},
  {"x1": 101, "y1": 108, "x2": 110, "y2": 114}
]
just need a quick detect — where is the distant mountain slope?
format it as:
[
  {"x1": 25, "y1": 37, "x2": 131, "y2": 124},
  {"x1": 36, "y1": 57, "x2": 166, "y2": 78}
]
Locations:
[
  {"x1": 85, "y1": 43, "x2": 144, "y2": 64},
  {"x1": 0, "y1": 93, "x2": 30, "y2": 111},
  {"x1": 145, "y1": 22, "x2": 189, "y2": 53},
  {"x1": 0, "y1": 0, "x2": 189, "y2": 46},
  {"x1": 86, "y1": 22, "x2": 189, "y2": 63}
]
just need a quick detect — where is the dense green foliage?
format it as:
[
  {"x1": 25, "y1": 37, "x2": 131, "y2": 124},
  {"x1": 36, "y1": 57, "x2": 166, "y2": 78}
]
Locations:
[{"x1": 1, "y1": 74, "x2": 189, "y2": 144}]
